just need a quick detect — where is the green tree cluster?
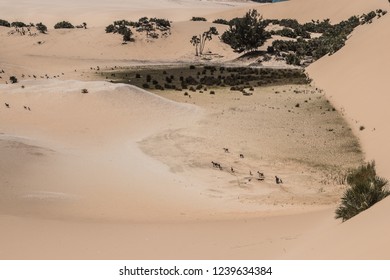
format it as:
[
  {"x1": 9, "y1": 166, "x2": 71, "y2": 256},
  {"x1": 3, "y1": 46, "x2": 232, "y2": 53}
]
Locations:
[{"x1": 221, "y1": 10, "x2": 270, "y2": 53}]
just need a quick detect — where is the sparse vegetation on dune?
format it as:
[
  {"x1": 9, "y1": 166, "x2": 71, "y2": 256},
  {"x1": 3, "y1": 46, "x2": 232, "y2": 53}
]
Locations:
[
  {"x1": 11, "y1": 21, "x2": 28, "y2": 28},
  {"x1": 212, "y1": 19, "x2": 229, "y2": 25},
  {"x1": 36, "y1": 22, "x2": 48, "y2": 34},
  {"x1": 191, "y1": 17, "x2": 207, "y2": 22},
  {"x1": 105, "y1": 17, "x2": 171, "y2": 42},
  {"x1": 54, "y1": 21, "x2": 75, "y2": 29},
  {"x1": 219, "y1": 9, "x2": 386, "y2": 67},
  {"x1": 0, "y1": 19, "x2": 11, "y2": 27},
  {"x1": 336, "y1": 162, "x2": 390, "y2": 222}
]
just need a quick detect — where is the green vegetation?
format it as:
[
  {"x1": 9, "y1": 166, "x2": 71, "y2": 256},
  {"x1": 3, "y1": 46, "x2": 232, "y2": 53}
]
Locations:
[
  {"x1": 9, "y1": 76, "x2": 18, "y2": 84},
  {"x1": 105, "y1": 20, "x2": 134, "y2": 42},
  {"x1": 191, "y1": 17, "x2": 207, "y2": 22},
  {"x1": 36, "y1": 22, "x2": 47, "y2": 34},
  {"x1": 269, "y1": 10, "x2": 385, "y2": 66},
  {"x1": 190, "y1": 27, "x2": 219, "y2": 56},
  {"x1": 212, "y1": 19, "x2": 229, "y2": 25},
  {"x1": 106, "y1": 17, "x2": 171, "y2": 42},
  {"x1": 102, "y1": 65, "x2": 309, "y2": 92},
  {"x1": 54, "y1": 21, "x2": 75, "y2": 29},
  {"x1": 221, "y1": 9, "x2": 271, "y2": 53},
  {"x1": 0, "y1": 19, "x2": 11, "y2": 27},
  {"x1": 336, "y1": 162, "x2": 390, "y2": 222},
  {"x1": 11, "y1": 21, "x2": 28, "y2": 28}
]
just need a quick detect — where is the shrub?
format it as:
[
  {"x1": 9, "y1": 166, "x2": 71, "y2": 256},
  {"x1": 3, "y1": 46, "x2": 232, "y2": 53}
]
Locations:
[
  {"x1": 105, "y1": 24, "x2": 115, "y2": 33},
  {"x1": 150, "y1": 18, "x2": 170, "y2": 28},
  {"x1": 213, "y1": 19, "x2": 229, "y2": 25},
  {"x1": 142, "y1": 83, "x2": 150, "y2": 89},
  {"x1": 347, "y1": 161, "x2": 376, "y2": 187},
  {"x1": 11, "y1": 21, "x2": 27, "y2": 28},
  {"x1": 54, "y1": 21, "x2": 74, "y2": 29},
  {"x1": 191, "y1": 17, "x2": 207, "y2": 22},
  {"x1": 81, "y1": 88, "x2": 88, "y2": 93},
  {"x1": 335, "y1": 162, "x2": 390, "y2": 222},
  {"x1": 286, "y1": 53, "x2": 301, "y2": 66},
  {"x1": 274, "y1": 28, "x2": 297, "y2": 38},
  {"x1": 0, "y1": 19, "x2": 11, "y2": 27},
  {"x1": 122, "y1": 28, "x2": 133, "y2": 42},
  {"x1": 9, "y1": 76, "x2": 18, "y2": 84},
  {"x1": 36, "y1": 22, "x2": 47, "y2": 34}
]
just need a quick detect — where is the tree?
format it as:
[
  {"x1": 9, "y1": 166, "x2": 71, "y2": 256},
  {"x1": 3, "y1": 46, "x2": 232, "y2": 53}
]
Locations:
[
  {"x1": 190, "y1": 27, "x2": 219, "y2": 56},
  {"x1": 36, "y1": 22, "x2": 47, "y2": 34},
  {"x1": 221, "y1": 9, "x2": 270, "y2": 53},
  {"x1": 190, "y1": 36, "x2": 201, "y2": 56},
  {"x1": 82, "y1": 22, "x2": 87, "y2": 29}
]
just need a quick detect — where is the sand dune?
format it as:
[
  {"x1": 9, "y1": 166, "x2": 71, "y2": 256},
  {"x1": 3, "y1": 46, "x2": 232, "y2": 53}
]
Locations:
[{"x1": 0, "y1": 0, "x2": 251, "y2": 27}]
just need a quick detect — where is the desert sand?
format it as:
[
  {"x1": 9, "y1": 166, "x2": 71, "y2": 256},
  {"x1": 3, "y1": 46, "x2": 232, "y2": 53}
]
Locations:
[{"x1": 1, "y1": 0, "x2": 390, "y2": 259}]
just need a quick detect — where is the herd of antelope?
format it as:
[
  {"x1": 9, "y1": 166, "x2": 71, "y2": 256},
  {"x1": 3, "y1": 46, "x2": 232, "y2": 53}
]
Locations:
[{"x1": 211, "y1": 147, "x2": 283, "y2": 185}]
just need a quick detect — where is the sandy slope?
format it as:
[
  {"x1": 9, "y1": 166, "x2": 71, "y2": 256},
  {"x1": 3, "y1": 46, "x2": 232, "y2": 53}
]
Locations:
[
  {"x1": 298, "y1": 5, "x2": 390, "y2": 259},
  {"x1": 1, "y1": 0, "x2": 390, "y2": 259},
  {"x1": 0, "y1": 0, "x2": 252, "y2": 27}
]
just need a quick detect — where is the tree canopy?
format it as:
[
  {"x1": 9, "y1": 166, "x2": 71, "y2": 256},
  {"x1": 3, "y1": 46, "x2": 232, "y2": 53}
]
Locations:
[{"x1": 221, "y1": 9, "x2": 270, "y2": 53}]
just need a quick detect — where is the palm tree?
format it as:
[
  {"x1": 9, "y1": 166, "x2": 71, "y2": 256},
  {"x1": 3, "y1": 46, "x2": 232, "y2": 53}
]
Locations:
[
  {"x1": 190, "y1": 27, "x2": 219, "y2": 56},
  {"x1": 335, "y1": 173, "x2": 390, "y2": 222}
]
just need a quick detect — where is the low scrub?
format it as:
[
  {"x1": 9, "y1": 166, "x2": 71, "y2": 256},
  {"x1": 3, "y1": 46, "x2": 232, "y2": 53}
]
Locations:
[
  {"x1": 54, "y1": 21, "x2": 74, "y2": 29},
  {"x1": 191, "y1": 17, "x2": 207, "y2": 22},
  {"x1": 0, "y1": 19, "x2": 11, "y2": 27},
  {"x1": 335, "y1": 162, "x2": 390, "y2": 222}
]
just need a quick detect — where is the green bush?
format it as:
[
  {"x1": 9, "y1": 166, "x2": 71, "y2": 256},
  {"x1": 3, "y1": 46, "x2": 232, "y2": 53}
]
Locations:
[
  {"x1": 36, "y1": 22, "x2": 47, "y2": 34},
  {"x1": 213, "y1": 19, "x2": 229, "y2": 25},
  {"x1": 11, "y1": 21, "x2": 27, "y2": 28},
  {"x1": 105, "y1": 24, "x2": 115, "y2": 33},
  {"x1": 286, "y1": 54, "x2": 301, "y2": 66},
  {"x1": 54, "y1": 21, "x2": 74, "y2": 29},
  {"x1": 9, "y1": 76, "x2": 18, "y2": 84},
  {"x1": 335, "y1": 162, "x2": 390, "y2": 222},
  {"x1": 275, "y1": 28, "x2": 297, "y2": 38},
  {"x1": 0, "y1": 19, "x2": 11, "y2": 27},
  {"x1": 347, "y1": 161, "x2": 376, "y2": 186},
  {"x1": 150, "y1": 18, "x2": 170, "y2": 28},
  {"x1": 191, "y1": 17, "x2": 207, "y2": 22}
]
